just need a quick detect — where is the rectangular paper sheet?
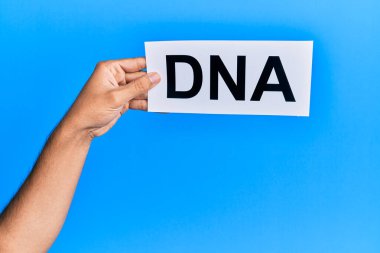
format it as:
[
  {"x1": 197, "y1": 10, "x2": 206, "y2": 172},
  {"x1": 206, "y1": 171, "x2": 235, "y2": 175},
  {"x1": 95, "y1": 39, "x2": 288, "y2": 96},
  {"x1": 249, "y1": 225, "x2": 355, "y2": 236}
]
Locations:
[{"x1": 145, "y1": 41, "x2": 313, "y2": 116}]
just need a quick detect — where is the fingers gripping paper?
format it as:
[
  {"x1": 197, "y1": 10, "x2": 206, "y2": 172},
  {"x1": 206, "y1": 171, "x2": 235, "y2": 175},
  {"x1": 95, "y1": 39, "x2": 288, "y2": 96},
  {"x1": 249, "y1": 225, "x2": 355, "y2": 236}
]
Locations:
[{"x1": 145, "y1": 41, "x2": 313, "y2": 116}]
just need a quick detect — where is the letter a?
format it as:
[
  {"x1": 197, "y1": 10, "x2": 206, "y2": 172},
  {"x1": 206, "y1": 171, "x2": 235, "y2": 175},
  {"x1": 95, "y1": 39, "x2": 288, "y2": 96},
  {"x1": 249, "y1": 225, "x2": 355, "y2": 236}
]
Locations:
[{"x1": 251, "y1": 56, "x2": 295, "y2": 102}]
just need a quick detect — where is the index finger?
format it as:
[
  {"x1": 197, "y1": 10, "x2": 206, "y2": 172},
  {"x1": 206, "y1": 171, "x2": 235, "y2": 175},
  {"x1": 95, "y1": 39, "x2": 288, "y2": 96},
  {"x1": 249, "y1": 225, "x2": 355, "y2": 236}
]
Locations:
[{"x1": 112, "y1": 57, "x2": 146, "y2": 73}]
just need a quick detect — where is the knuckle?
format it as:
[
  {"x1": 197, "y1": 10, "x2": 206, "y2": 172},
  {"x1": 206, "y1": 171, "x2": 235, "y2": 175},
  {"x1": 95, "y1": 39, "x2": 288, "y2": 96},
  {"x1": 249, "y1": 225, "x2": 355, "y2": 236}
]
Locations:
[
  {"x1": 96, "y1": 61, "x2": 106, "y2": 68},
  {"x1": 106, "y1": 90, "x2": 122, "y2": 106},
  {"x1": 95, "y1": 61, "x2": 109, "y2": 70}
]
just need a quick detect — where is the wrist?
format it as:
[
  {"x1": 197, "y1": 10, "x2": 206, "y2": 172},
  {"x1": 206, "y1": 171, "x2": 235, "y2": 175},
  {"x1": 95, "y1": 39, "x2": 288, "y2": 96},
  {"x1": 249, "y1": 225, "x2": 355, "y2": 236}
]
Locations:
[{"x1": 56, "y1": 117, "x2": 93, "y2": 146}]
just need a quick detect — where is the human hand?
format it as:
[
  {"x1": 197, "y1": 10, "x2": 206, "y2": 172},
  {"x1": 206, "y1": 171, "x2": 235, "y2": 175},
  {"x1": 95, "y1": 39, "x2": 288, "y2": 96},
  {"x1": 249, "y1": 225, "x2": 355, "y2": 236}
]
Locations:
[{"x1": 62, "y1": 57, "x2": 160, "y2": 140}]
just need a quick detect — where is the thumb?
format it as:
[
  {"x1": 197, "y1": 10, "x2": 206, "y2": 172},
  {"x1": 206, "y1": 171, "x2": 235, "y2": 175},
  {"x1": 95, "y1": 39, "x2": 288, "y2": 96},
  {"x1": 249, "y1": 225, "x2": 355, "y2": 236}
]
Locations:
[{"x1": 115, "y1": 72, "x2": 160, "y2": 103}]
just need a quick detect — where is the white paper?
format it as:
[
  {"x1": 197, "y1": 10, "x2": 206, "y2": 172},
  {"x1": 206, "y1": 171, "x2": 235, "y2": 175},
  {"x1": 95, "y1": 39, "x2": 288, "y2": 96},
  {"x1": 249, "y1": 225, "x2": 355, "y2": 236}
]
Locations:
[{"x1": 145, "y1": 41, "x2": 313, "y2": 116}]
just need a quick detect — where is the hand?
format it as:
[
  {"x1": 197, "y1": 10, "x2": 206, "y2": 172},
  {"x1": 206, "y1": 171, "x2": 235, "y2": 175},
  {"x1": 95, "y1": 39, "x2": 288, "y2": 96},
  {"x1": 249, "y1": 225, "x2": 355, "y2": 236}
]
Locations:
[{"x1": 62, "y1": 57, "x2": 160, "y2": 139}]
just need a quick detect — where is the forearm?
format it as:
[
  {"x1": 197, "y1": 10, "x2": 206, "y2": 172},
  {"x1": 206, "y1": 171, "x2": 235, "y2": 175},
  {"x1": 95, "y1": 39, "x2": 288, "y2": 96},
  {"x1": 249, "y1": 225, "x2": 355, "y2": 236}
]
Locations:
[
  {"x1": 0, "y1": 118, "x2": 92, "y2": 252},
  {"x1": 0, "y1": 58, "x2": 159, "y2": 252}
]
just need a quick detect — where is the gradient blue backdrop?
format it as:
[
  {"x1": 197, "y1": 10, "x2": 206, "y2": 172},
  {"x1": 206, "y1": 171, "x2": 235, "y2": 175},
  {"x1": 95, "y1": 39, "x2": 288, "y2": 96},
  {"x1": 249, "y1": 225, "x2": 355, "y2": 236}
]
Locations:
[{"x1": 1, "y1": 0, "x2": 379, "y2": 252}]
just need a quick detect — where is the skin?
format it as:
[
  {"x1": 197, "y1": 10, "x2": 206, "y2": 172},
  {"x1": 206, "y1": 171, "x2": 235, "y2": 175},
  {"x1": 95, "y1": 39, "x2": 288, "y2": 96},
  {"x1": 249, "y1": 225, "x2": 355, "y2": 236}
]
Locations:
[{"x1": 0, "y1": 57, "x2": 161, "y2": 252}]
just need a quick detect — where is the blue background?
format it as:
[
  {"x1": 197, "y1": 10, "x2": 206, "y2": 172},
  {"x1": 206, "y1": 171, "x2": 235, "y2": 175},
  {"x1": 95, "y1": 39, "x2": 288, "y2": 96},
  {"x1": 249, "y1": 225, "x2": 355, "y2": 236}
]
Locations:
[{"x1": 1, "y1": 0, "x2": 379, "y2": 252}]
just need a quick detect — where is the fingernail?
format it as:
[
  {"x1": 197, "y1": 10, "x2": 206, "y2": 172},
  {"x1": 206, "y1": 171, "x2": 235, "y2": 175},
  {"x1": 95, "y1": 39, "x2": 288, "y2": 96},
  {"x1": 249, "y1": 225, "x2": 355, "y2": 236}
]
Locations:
[{"x1": 148, "y1": 72, "x2": 160, "y2": 85}]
